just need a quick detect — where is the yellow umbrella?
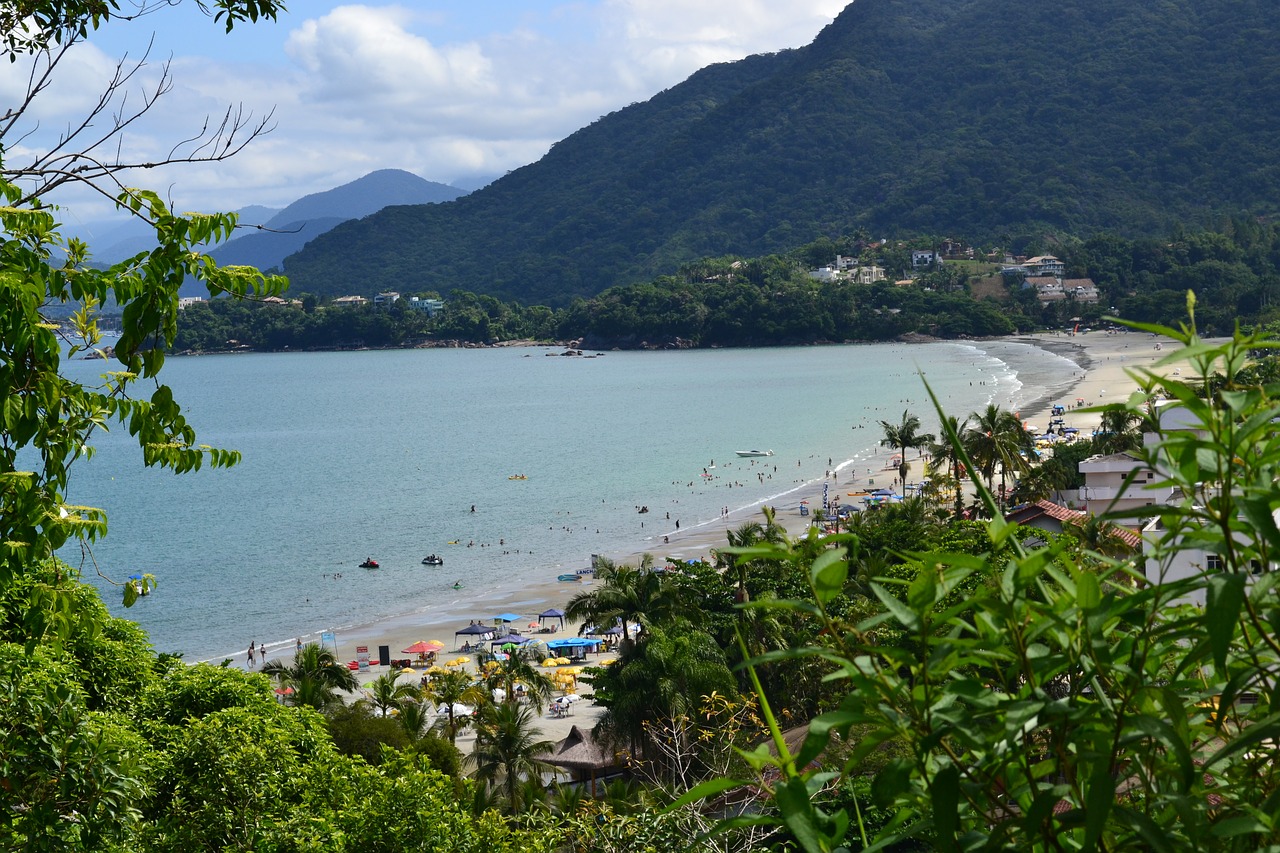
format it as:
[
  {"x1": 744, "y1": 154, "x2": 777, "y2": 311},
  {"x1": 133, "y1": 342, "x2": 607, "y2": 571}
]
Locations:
[
  {"x1": 426, "y1": 666, "x2": 445, "y2": 674},
  {"x1": 599, "y1": 658, "x2": 616, "y2": 666},
  {"x1": 400, "y1": 667, "x2": 417, "y2": 675},
  {"x1": 542, "y1": 658, "x2": 559, "y2": 667}
]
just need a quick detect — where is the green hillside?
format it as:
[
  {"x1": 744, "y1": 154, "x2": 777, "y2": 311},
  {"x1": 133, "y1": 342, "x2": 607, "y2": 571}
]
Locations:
[{"x1": 283, "y1": 0, "x2": 1280, "y2": 306}]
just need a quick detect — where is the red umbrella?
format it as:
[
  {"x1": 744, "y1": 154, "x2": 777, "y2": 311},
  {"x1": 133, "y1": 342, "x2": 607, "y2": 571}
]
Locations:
[{"x1": 403, "y1": 640, "x2": 445, "y2": 655}]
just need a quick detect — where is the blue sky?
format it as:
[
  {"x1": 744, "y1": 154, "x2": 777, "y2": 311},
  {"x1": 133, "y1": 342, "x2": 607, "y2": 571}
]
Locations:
[{"x1": 2, "y1": 1, "x2": 845, "y2": 223}]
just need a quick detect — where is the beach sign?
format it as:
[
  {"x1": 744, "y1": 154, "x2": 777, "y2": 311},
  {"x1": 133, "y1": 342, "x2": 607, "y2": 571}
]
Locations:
[
  {"x1": 356, "y1": 645, "x2": 370, "y2": 671},
  {"x1": 320, "y1": 630, "x2": 336, "y2": 650}
]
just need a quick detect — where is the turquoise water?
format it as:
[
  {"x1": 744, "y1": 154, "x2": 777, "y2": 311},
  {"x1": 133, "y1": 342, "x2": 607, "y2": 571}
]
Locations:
[{"x1": 59, "y1": 341, "x2": 1078, "y2": 660}]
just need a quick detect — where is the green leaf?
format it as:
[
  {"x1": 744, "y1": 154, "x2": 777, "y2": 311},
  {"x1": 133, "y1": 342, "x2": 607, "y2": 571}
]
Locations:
[
  {"x1": 1205, "y1": 573, "x2": 1246, "y2": 668},
  {"x1": 810, "y1": 549, "x2": 849, "y2": 605},
  {"x1": 870, "y1": 582, "x2": 922, "y2": 631},
  {"x1": 930, "y1": 764, "x2": 960, "y2": 850}
]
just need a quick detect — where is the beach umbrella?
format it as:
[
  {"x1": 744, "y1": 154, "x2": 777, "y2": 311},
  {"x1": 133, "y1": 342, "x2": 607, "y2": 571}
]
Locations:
[
  {"x1": 542, "y1": 658, "x2": 559, "y2": 667},
  {"x1": 399, "y1": 666, "x2": 417, "y2": 675},
  {"x1": 402, "y1": 640, "x2": 444, "y2": 655}
]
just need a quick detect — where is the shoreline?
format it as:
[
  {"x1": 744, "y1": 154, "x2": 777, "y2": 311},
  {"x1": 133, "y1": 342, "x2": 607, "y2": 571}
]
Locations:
[{"x1": 227, "y1": 328, "x2": 1173, "y2": 677}]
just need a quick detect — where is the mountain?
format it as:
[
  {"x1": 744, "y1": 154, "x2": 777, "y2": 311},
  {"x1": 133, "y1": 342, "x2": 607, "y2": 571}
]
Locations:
[
  {"x1": 282, "y1": 0, "x2": 1280, "y2": 306},
  {"x1": 209, "y1": 169, "x2": 466, "y2": 273}
]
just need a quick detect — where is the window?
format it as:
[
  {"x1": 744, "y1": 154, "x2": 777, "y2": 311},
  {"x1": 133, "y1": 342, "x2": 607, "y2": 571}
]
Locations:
[{"x1": 1206, "y1": 554, "x2": 1224, "y2": 572}]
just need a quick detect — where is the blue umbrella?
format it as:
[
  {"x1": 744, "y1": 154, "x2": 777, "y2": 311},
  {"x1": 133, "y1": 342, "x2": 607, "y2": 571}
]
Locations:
[{"x1": 494, "y1": 612, "x2": 523, "y2": 623}]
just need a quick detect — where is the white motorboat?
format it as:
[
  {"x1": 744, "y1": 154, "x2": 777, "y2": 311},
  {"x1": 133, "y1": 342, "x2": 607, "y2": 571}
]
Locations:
[{"x1": 735, "y1": 449, "x2": 774, "y2": 458}]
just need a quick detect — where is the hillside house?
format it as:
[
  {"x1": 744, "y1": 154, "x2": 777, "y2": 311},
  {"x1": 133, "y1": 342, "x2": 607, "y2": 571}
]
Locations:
[
  {"x1": 911, "y1": 249, "x2": 940, "y2": 268},
  {"x1": 331, "y1": 295, "x2": 368, "y2": 307},
  {"x1": 1025, "y1": 276, "x2": 1066, "y2": 303},
  {"x1": 373, "y1": 291, "x2": 401, "y2": 308},
  {"x1": 408, "y1": 297, "x2": 445, "y2": 316},
  {"x1": 1024, "y1": 255, "x2": 1066, "y2": 277},
  {"x1": 1063, "y1": 278, "x2": 1100, "y2": 303}
]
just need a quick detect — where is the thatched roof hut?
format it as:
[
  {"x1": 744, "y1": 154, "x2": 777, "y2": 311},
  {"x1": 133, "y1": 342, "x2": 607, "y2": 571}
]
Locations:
[{"x1": 542, "y1": 725, "x2": 626, "y2": 795}]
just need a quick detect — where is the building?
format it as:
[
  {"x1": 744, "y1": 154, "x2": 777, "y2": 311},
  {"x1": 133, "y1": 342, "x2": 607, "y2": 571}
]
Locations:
[
  {"x1": 177, "y1": 296, "x2": 206, "y2": 310},
  {"x1": 331, "y1": 295, "x2": 368, "y2": 307},
  {"x1": 408, "y1": 297, "x2": 445, "y2": 316},
  {"x1": 1077, "y1": 451, "x2": 1174, "y2": 519},
  {"x1": 911, "y1": 249, "x2": 940, "y2": 268},
  {"x1": 1063, "y1": 278, "x2": 1100, "y2": 303},
  {"x1": 1024, "y1": 255, "x2": 1066, "y2": 277},
  {"x1": 373, "y1": 291, "x2": 401, "y2": 309}
]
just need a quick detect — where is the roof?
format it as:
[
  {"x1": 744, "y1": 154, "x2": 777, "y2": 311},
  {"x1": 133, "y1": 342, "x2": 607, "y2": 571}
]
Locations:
[
  {"x1": 542, "y1": 725, "x2": 624, "y2": 772},
  {"x1": 1006, "y1": 500, "x2": 1142, "y2": 549}
]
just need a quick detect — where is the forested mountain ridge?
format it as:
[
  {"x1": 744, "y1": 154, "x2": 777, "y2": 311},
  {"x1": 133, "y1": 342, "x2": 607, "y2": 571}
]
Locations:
[{"x1": 282, "y1": 0, "x2": 1280, "y2": 306}]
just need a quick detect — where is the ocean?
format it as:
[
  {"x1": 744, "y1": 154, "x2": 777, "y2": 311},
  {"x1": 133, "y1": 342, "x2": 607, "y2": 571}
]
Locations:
[{"x1": 59, "y1": 340, "x2": 1080, "y2": 661}]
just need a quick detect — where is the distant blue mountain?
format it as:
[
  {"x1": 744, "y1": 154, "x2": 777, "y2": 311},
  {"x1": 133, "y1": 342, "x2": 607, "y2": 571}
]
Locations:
[{"x1": 205, "y1": 170, "x2": 466, "y2": 278}]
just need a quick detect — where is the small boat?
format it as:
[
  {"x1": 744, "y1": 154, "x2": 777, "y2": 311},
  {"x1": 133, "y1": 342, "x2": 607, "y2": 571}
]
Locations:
[
  {"x1": 508, "y1": 474, "x2": 528, "y2": 480},
  {"x1": 735, "y1": 449, "x2": 774, "y2": 458},
  {"x1": 422, "y1": 555, "x2": 444, "y2": 566},
  {"x1": 557, "y1": 574, "x2": 582, "y2": 582},
  {"x1": 360, "y1": 559, "x2": 380, "y2": 569}
]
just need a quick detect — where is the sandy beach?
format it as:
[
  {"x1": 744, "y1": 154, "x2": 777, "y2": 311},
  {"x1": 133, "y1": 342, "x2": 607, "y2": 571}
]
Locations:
[{"x1": 249, "y1": 328, "x2": 1178, "y2": 741}]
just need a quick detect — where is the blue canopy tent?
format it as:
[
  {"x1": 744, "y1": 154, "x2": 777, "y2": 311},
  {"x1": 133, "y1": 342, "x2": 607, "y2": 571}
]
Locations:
[
  {"x1": 538, "y1": 608, "x2": 566, "y2": 630},
  {"x1": 455, "y1": 623, "x2": 493, "y2": 643},
  {"x1": 547, "y1": 637, "x2": 601, "y2": 650},
  {"x1": 493, "y1": 613, "x2": 523, "y2": 623}
]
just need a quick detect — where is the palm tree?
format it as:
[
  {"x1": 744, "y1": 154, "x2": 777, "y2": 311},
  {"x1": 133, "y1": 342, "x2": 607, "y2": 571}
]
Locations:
[
  {"x1": 1093, "y1": 404, "x2": 1146, "y2": 454},
  {"x1": 362, "y1": 670, "x2": 419, "y2": 717},
  {"x1": 481, "y1": 652, "x2": 555, "y2": 711},
  {"x1": 720, "y1": 506, "x2": 788, "y2": 605},
  {"x1": 261, "y1": 642, "x2": 358, "y2": 710},
  {"x1": 965, "y1": 403, "x2": 1033, "y2": 509},
  {"x1": 425, "y1": 669, "x2": 486, "y2": 744},
  {"x1": 927, "y1": 413, "x2": 972, "y2": 518},
  {"x1": 879, "y1": 409, "x2": 935, "y2": 490},
  {"x1": 564, "y1": 555, "x2": 689, "y2": 646},
  {"x1": 593, "y1": 620, "x2": 736, "y2": 759},
  {"x1": 397, "y1": 699, "x2": 433, "y2": 742},
  {"x1": 467, "y1": 701, "x2": 556, "y2": 813}
]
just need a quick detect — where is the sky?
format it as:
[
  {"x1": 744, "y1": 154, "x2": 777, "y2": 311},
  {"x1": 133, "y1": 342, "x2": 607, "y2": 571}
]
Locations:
[{"x1": 1, "y1": 0, "x2": 846, "y2": 226}]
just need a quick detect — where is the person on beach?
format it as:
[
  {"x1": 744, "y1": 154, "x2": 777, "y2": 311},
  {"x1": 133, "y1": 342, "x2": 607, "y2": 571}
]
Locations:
[
  {"x1": 296, "y1": 637, "x2": 302, "y2": 653},
  {"x1": 247, "y1": 642, "x2": 255, "y2": 666}
]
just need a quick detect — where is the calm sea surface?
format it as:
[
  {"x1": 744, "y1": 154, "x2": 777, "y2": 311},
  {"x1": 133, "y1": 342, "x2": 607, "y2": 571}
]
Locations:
[{"x1": 59, "y1": 341, "x2": 1078, "y2": 660}]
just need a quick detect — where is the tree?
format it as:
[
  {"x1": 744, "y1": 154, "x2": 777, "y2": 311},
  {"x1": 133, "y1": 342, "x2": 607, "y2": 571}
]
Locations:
[
  {"x1": 964, "y1": 403, "x2": 1033, "y2": 509},
  {"x1": 261, "y1": 642, "x2": 358, "y2": 711},
  {"x1": 425, "y1": 669, "x2": 485, "y2": 744},
  {"x1": 481, "y1": 652, "x2": 555, "y2": 711},
  {"x1": 1092, "y1": 403, "x2": 1147, "y2": 454},
  {"x1": 878, "y1": 409, "x2": 935, "y2": 489},
  {"x1": 564, "y1": 556, "x2": 690, "y2": 646},
  {"x1": 467, "y1": 701, "x2": 555, "y2": 813},
  {"x1": 362, "y1": 670, "x2": 419, "y2": 718},
  {"x1": 0, "y1": 4, "x2": 288, "y2": 846},
  {"x1": 1, "y1": 0, "x2": 289, "y2": 622},
  {"x1": 927, "y1": 413, "x2": 972, "y2": 518},
  {"x1": 590, "y1": 620, "x2": 737, "y2": 759}
]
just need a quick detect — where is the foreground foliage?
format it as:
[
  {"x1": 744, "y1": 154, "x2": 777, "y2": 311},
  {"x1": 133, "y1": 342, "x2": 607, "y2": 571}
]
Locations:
[{"x1": 687, "y1": 314, "x2": 1280, "y2": 851}]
